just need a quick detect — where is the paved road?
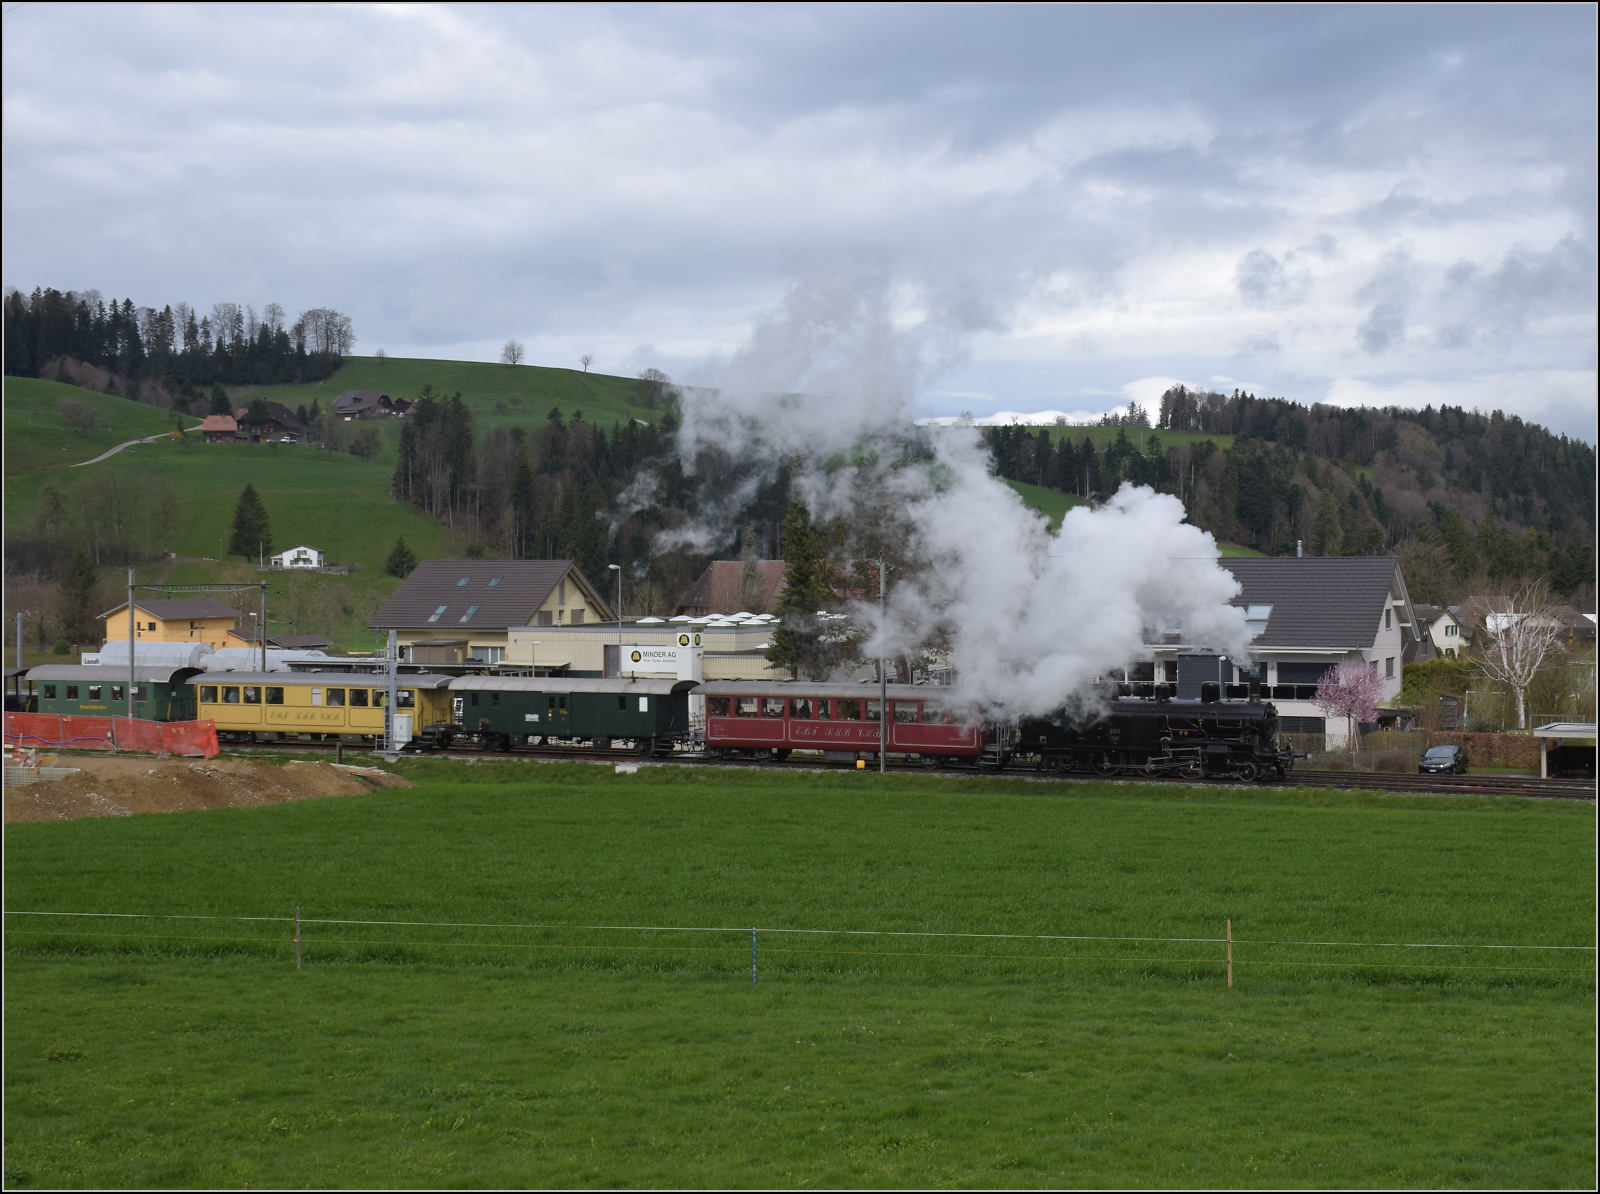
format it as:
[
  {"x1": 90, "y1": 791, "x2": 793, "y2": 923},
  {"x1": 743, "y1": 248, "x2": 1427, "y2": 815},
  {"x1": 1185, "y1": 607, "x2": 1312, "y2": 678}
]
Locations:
[{"x1": 71, "y1": 427, "x2": 193, "y2": 467}]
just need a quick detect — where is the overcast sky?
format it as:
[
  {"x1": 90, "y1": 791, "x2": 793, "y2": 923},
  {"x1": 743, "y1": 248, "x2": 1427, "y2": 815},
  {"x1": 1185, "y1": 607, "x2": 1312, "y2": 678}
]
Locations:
[{"x1": 4, "y1": 4, "x2": 1595, "y2": 438}]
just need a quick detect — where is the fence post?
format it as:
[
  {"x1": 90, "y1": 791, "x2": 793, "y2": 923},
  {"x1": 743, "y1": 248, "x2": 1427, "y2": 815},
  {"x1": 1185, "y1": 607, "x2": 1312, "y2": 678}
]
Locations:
[
  {"x1": 752, "y1": 928, "x2": 757, "y2": 985},
  {"x1": 295, "y1": 905, "x2": 302, "y2": 970},
  {"x1": 1226, "y1": 918, "x2": 1233, "y2": 988}
]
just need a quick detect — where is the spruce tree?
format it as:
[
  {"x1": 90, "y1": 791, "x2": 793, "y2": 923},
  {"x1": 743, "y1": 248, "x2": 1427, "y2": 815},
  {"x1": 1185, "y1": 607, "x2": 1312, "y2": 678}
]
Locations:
[
  {"x1": 385, "y1": 537, "x2": 418, "y2": 578},
  {"x1": 229, "y1": 482, "x2": 272, "y2": 560},
  {"x1": 209, "y1": 384, "x2": 231, "y2": 416},
  {"x1": 57, "y1": 551, "x2": 101, "y2": 644},
  {"x1": 765, "y1": 502, "x2": 837, "y2": 679}
]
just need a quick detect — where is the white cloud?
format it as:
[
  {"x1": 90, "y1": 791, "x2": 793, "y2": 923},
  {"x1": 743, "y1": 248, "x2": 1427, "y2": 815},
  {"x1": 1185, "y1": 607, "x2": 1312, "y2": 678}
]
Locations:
[{"x1": 1, "y1": 5, "x2": 1592, "y2": 441}]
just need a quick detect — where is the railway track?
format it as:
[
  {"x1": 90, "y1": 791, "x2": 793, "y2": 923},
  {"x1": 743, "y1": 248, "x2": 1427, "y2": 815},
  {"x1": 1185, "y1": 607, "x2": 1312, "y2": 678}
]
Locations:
[{"x1": 225, "y1": 740, "x2": 1596, "y2": 801}]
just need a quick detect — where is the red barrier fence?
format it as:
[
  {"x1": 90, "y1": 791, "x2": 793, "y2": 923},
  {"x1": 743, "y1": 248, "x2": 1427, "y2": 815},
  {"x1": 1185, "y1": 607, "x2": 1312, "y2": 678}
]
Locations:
[{"x1": 4, "y1": 714, "x2": 220, "y2": 759}]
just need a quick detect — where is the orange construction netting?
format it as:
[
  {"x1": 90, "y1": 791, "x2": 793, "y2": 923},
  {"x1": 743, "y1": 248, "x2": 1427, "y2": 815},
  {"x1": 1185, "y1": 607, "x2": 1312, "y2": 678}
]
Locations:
[{"x1": 4, "y1": 714, "x2": 220, "y2": 758}]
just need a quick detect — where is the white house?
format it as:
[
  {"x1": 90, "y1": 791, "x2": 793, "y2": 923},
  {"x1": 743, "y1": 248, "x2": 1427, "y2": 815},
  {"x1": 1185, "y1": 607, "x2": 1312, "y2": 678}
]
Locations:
[
  {"x1": 271, "y1": 545, "x2": 325, "y2": 569},
  {"x1": 1146, "y1": 556, "x2": 1421, "y2": 749},
  {"x1": 1409, "y1": 604, "x2": 1462, "y2": 661}
]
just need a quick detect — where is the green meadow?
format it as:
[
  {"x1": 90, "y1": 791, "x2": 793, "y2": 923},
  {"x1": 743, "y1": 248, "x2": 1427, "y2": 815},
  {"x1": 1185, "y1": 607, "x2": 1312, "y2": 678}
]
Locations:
[
  {"x1": 3, "y1": 384, "x2": 462, "y2": 651},
  {"x1": 3, "y1": 377, "x2": 192, "y2": 475},
  {"x1": 5, "y1": 763, "x2": 1593, "y2": 1188},
  {"x1": 256, "y1": 355, "x2": 658, "y2": 438}
]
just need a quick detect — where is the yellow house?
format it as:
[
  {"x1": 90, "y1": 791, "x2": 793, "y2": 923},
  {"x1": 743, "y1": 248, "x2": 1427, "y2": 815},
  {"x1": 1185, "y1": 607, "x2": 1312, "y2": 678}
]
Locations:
[
  {"x1": 370, "y1": 559, "x2": 615, "y2": 664},
  {"x1": 100, "y1": 598, "x2": 241, "y2": 652}
]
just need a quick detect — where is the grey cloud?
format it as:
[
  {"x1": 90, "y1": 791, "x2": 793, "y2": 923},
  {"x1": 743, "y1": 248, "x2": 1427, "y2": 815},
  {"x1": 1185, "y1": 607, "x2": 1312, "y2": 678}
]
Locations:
[
  {"x1": 1357, "y1": 302, "x2": 1407, "y2": 355},
  {"x1": 1355, "y1": 248, "x2": 1416, "y2": 355},
  {"x1": 1235, "y1": 251, "x2": 1302, "y2": 310},
  {"x1": 0, "y1": 4, "x2": 1592, "y2": 440},
  {"x1": 1232, "y1": 332, "x2": 1283, "y2": 359}
]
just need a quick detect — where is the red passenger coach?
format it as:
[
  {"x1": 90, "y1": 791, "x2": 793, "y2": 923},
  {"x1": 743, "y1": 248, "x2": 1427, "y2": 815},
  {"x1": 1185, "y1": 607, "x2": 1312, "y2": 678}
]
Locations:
[{"x1": 698, "y1": 681, "x2": 997, "y2": 764}]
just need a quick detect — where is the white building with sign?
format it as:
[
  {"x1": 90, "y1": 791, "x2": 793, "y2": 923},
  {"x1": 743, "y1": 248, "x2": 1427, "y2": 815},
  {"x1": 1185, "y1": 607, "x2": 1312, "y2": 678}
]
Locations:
[{"x1": 505, "y1": 617, "x2": 788, "y2": 680}]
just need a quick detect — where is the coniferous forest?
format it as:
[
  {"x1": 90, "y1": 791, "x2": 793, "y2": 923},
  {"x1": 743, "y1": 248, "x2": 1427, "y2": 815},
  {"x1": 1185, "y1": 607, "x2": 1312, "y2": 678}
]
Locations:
[
  {"x1": 3, "y1": 286, "x2": 353, "y2": 400},
  {"x1": 982, "y1": 385, "x2": 1594, "y2": 605}
]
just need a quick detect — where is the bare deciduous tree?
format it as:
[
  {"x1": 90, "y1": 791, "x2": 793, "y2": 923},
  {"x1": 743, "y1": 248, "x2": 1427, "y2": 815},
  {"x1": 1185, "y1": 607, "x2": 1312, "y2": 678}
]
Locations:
[
  {"x1": 580, "y1": 354, "x2": 594, "y2": 372},
  {"x1": 294, "y1": 308, "x2": 357, "y2": 355},
  {"x1": 501, "y1": 339, "x2": 525, "y2": 366},
  {"x1": 58, "y1": 396, "x2": 107, "y2": 438},
  {"x1": 1474, "y1": 582, "x2": 1565, "y2": 729}
]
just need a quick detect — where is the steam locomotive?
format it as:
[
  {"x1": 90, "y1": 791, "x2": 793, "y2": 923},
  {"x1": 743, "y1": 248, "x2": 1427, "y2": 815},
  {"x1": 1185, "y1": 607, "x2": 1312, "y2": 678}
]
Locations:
[{"x1": 1016, "y1": 687, "x2": 1292, "y2": 781}]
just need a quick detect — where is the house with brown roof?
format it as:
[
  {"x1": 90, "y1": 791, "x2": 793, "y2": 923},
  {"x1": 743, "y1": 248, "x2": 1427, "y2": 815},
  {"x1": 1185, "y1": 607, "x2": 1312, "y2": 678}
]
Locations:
[
  {"x1": 101, "y1": 598, "x2": 241, "y2": 652},
  {"x1": 370, "y1": 560, "x2": 614, "y2": 664},
  {"x1": 201, "y1": 415, "x2": 237, "y2": 442},
  {"x1": 234, "y1": 401, "x2": 307, "y2": 442},
  {"x1": 676, "y1": 560, "x2": 787, "y2": 616},
  {"x1": 333, "y1": 390, "x2": 393, "y2": 419}
]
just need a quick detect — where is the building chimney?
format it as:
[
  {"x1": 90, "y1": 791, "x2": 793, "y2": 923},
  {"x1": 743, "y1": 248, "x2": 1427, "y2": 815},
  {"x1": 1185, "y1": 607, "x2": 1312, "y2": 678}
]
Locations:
[{"x1": 1296, "y1": 539, "x2": 1303, "y2": 558}]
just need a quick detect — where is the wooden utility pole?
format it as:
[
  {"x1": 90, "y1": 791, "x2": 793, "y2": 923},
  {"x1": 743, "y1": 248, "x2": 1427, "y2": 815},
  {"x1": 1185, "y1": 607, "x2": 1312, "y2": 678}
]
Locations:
[{"x1": 879, "y1": 560, "x2": 888, "y2": 773}]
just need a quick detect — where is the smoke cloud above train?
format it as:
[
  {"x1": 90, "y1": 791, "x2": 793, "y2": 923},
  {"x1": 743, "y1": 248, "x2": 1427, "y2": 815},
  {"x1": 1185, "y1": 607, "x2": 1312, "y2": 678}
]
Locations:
[{"x1": 643, "y1": 264, "x2": 1253, "y2": 716}]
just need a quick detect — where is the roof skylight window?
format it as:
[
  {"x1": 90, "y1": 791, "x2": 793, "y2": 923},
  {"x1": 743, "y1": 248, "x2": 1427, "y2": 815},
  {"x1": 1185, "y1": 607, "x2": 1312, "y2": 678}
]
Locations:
[
  {"x1": 427, "y1": 605, "x2": 449, "y2": 623},
  {"x1": 488, "y1": 577, "x2": 502, "y2": 587},
  {"x1": 457, "y1": 577, "x2": 470, "y2": 587},
  {"x1": 459, "y1": 604, "x2": 481, "y2": 623}
]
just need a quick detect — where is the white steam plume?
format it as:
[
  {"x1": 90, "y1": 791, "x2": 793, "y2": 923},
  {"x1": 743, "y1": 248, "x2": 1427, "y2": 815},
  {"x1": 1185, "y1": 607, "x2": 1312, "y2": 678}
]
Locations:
[{"x1": 656, "y1": 264, "x2": 1251, "y2": 715}]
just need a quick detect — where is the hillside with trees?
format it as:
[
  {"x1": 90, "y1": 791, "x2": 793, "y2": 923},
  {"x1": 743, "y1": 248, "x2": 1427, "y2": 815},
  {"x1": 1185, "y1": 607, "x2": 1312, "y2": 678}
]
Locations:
[
  {"x1": 3, "y1": 286, "x2": 352, "y2": 402},
  {"x1": 983, "y1": 385, "x2": 1594, "y2": 607}
]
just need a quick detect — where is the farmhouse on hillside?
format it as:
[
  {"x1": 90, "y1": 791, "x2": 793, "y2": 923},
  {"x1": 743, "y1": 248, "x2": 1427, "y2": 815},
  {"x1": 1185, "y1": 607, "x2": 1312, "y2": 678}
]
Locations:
[
  {"x1": 333, "y1": 390, "x2": 406, "y2": 419},
  {"x1": 271, "y1": 545, "x2": 325, "y2": 569},
  {"x1": 370, "y1": 560, "x2": 615, "y2": 665},
  {"x1": 235, "y1": 401, "x2": 307, "y2": 442},
  {"x1": 100, "y1": 597, "x2": 241, "y2": 652},
  {"x1": 201, "y1": 414, "x2": 237, "y2": 442},
  {"x1": 1145, "y1": 556, "x2": 1421, "y2": 749}
]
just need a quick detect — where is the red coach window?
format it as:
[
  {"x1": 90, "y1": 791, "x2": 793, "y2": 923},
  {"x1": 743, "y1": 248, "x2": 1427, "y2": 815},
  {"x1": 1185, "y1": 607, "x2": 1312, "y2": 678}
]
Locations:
[
  {"x1": 893, "y1": 701, "x2": 918, "y2": 723},
  {"x1": 790, "y1": 698, "x2": 812, "y2": 719},
  {"x1": 815, "y1": 699, "x2": 832, "y2": 719},
  {"x1": 866, "y1": 700, "x2": 882, "y2": 722},
  {"x1": 921, "y1": 703, "x2": 947, "y2": 724},
  {"x1": 836, "y1": 699, "x2": 862, "y2": 721},
  {"x1": 762, "y1": 698, "x2": 785, "y2": 718},
  {"x1": 707, "y1": 697, "x2": 730, "y2": 717},
  {"x1": 736, "y1": 697, "x2": 759, "y2": 717}
]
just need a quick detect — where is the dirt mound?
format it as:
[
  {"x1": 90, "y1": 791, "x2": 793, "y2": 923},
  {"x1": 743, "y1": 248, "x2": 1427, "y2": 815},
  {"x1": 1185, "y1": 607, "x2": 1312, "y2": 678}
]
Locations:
[{"x1": 4, "y1": 757, "x2": 411, "y2": 823}]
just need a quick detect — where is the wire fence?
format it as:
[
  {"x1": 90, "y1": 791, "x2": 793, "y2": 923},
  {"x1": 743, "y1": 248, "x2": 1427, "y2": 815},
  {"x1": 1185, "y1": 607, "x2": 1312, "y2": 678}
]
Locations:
[{"x1": 5, "y1": 910, "x2": 1594, "y2": 985}]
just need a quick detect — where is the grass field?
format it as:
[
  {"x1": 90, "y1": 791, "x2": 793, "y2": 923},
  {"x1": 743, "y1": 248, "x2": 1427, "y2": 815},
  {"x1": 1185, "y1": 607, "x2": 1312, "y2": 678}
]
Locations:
[
  {"x1": 256, "y1": 356, "x2": 658, "y2": 439},
  {"x1": 4, "y1": 763, "x2": 1593, "y2": 1188},
  {"x1": 1004, "y1": 479, "x2": 1088, "y2": 529},
  {"x1": 3, "y1": 426, "x2": 463, "y2": 651},
  {"x1": 3, "y1": 377, "x2": 192, "y2": 475}
]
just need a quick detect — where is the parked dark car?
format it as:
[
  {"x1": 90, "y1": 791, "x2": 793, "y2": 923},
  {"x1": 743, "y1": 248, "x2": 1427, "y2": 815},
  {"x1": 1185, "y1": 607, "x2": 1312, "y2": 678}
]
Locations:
[{"x1": 1419, "y1": 745, "x2": 1468, "y2": 774}]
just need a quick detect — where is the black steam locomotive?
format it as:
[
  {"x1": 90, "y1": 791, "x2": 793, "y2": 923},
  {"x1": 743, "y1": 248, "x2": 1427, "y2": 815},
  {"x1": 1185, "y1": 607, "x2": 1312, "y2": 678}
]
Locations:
[{"x1": 1017, "y1": 688, "x2": 1293, "y2": 781}]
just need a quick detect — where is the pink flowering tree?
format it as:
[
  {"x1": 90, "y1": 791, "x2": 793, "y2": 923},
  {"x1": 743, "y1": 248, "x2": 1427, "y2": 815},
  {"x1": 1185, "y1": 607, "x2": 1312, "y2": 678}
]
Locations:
[{"x1": 1313, "y1": 660, "x2": 1385, "y2": 763}]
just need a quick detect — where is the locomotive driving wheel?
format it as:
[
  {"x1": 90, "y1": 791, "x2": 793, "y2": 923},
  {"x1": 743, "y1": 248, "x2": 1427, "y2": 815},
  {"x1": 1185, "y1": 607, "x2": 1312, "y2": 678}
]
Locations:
[
  {"x1": 1092, "y1": 753, "x2": 1116, "y2": 774},
  {"x1": 1235, "y1": 761, "x2": 1259, "y2": 782}
]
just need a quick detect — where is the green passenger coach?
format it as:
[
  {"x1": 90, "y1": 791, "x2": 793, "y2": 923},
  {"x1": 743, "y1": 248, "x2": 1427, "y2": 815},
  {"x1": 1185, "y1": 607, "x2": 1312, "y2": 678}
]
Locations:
[
  {"x1": 437, "y1": 676, "x2": 697, "y2": 754},
  {"x1": 28, "y1": 664, "x2": 204, "y2": 722}
]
